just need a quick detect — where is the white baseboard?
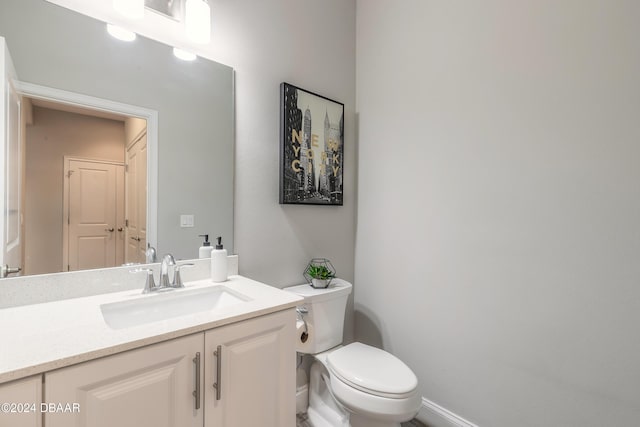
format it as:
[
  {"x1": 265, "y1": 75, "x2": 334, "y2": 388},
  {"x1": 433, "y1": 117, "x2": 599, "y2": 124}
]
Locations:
[{"x1": 416, "y1": 397, "x2": 478, "y2": 427}]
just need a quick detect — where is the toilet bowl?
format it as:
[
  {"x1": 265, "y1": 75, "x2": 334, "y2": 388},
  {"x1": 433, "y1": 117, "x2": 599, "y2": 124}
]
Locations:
[{"x1": 285, "y1": 280, "x2": 421, "y2": 427}]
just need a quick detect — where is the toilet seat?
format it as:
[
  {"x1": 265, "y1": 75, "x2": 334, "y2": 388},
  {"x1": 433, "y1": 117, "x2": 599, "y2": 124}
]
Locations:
[{"x1": 327, "y1": 342, "x2": 418, "y2": 399}]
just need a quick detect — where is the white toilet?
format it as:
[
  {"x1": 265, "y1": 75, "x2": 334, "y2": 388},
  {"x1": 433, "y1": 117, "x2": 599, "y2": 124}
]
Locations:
[{"x1": 285, "y1": 279, "x2": 421, "y2": 427}]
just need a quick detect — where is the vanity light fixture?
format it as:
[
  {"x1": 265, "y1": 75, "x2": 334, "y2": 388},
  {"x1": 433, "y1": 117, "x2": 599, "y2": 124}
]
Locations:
[
  {"x1": 173, "y1": 47, "x2": 197, "y2": 61},
  {"x1": 106, "y1": 24, "x2": 137, "y2": 42},
  {"x1": 185, "y1": 0, "x2": 211, "y2": 44},
  {"x1": 113, "y1": 0, "x2": 145, "y2": 20}
]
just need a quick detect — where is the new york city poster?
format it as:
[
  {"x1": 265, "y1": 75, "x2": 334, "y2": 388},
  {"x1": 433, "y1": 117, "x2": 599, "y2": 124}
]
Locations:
[{"x1": 280, "y1": 83, "x2": 344, "y2": 205}]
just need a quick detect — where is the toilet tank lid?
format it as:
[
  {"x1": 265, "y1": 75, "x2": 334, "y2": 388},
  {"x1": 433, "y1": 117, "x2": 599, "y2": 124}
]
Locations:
[
  {"x1": 327, "y1": 342, "x2": 418, "y2": 398},
  {"x1": 284, "y1": 278, "x2": 352, "y2": 302}
]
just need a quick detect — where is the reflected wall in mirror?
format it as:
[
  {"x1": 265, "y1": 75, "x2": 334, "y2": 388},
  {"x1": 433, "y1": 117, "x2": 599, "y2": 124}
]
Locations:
[
  {"x1": 24, "y1": 99, "x2": 149, "y2": 275},
  {"x1": 0, "y1": 0, "x2": 234, "y2": 276}
]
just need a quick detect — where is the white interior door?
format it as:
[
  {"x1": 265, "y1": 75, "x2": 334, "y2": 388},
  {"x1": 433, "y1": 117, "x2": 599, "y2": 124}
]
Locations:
[
  {"x1": 64, "y1": 158, "x2": 124, "y2": 271},
  {"x1": 125, "y1": 130, "x2": 147, "y2": 263},
  {"x1": 0, "y1": 37, "x2": 23, "y2": 277}
]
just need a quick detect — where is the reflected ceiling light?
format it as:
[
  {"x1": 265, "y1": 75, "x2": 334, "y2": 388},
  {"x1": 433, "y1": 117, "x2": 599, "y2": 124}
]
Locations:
[
  {"x1": 113, "y1": 0, "x2": 145, "y2": 20},
  {"x1": 185, "y1": 0, "x2": 211, "y2": 44},
  {"x1": 107, "y1": 24, "x2": 137, "y2": 42},
  {"x1": 173, "y1": 47, "x2": 197, "y2": 61}
]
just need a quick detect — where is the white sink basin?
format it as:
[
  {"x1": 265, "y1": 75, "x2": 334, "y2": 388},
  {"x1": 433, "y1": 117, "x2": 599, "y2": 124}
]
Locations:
[{"x1": 100, "y1": 285, "x2": 250, "y2": 329}]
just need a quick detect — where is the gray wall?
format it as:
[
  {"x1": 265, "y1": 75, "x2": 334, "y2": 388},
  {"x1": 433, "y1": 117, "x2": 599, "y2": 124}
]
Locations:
[
  {"x1": 356, "y1": 0, "x2": 640, "y2": 426},
  {"x1": 210, "y1": 0, "x2": 357, "y2": 326}
]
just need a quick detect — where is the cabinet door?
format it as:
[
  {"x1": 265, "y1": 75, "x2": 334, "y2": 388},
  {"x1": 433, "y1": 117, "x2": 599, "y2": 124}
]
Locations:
[
  {"x1": 0, "y1": 375, "x2": 42, "y2": 427},
  {"x1": 204, "y1": 309, "x2": 296, "y2": 427},
  {"x1": 45, "y1": 334, "x2": 203, "y2": 427}
]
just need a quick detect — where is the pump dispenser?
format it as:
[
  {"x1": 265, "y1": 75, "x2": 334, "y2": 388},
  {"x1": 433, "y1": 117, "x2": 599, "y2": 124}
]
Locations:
[
  {"x1": 210, "y1": 236, "x2": 228, "y2": 282},
  {"x1": 199, "y1": 234, "x2": 213, "y2": 258}
]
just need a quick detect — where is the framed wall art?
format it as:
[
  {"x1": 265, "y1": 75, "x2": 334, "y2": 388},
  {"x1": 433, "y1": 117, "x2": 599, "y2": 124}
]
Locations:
[{"x1": 280, "y1": 82, "x2": 344, "y2": 205}]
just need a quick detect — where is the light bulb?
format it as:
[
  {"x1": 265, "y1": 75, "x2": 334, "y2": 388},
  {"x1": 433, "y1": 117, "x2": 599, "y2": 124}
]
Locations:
[
  {"x1": 107, "y1": 24, "x2": 137, "y2": 42},
  {"x1": 173, "y1": 48, "x2": 197, "y2": 61}
]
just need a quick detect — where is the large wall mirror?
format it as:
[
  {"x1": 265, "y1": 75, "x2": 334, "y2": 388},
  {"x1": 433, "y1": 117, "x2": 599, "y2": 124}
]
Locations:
[{"x1": 0, "y1": 0, "x2": 234, "y2": 277}]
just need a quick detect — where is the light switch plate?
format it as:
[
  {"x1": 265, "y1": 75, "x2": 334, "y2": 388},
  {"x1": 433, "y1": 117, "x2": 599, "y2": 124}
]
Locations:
[{"x1": 180, "y1": 214, "x2": 194, "y2": 228}]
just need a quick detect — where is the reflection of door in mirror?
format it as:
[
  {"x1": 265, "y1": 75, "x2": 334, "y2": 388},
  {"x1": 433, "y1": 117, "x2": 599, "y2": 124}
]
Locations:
[
  {"x1": 64, "y1": 159, "x2": 124, "y2": 271},
  {"x1": 23, "y1": 99, "x2": 147, "y2": 275},
  {"x1": 125, "y1": 126, "x2": 147, "y2": 264},
  {"x1": 0, "y1": 37, "x2": 23, "y2": 278}
]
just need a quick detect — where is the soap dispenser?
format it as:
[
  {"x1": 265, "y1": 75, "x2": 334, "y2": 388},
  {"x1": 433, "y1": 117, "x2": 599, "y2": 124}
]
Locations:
[
  {"x1": 210, "y1": 236, "x2": 228, "y2": 282},
  {"x1": 199, "y1": 234, "x2": 213, "y2": 258}
]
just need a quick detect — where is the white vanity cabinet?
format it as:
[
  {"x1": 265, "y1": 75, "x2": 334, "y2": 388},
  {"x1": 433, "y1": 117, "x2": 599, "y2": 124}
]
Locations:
[
  {"x1": 45, "y1": 334, "x2": 204, "y2": 427},
  {"x1": 0, "y1": 375, "x2": 42, "y2": 427},
  {"x1": 42, "y1": 309, "x2": 296, "y2": 427},
  {"x1": 204, "y1": 309, "x2": 296, "y2": 427}
]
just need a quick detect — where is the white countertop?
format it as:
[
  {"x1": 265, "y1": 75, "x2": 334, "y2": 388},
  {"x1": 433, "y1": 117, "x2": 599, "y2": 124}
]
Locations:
[{"x1": 0, "y1": 275, "x2": 302, "y2": 384}]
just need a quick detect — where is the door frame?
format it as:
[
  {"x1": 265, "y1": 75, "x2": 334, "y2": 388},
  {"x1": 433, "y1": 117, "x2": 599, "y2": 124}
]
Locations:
[
  {"x1": 14, "y1": 81, "x2": 158, "y2": 254},
  {"x1": 0, "y1": 36, "x2": 23, "y2": 274}
]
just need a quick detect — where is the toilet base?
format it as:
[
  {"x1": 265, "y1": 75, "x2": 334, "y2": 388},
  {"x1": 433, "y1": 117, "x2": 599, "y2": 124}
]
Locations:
[
  {"x1": 306, "y1": 359, "x2": 416, "y2": 427},
  {"x1": 307, "y1": 362, "x2": 349, "y2": 427}
]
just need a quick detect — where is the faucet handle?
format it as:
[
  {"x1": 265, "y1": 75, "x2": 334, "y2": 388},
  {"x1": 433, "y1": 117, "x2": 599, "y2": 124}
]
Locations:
[
  {"x1": 130, "y1": 268, "x2": 157, "y2": 294},
  {"x1": 174, "y1": 263, "x2": 195, "y2": 288}
]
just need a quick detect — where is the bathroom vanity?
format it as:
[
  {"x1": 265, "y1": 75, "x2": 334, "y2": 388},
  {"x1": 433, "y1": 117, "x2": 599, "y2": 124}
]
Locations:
[{"x1": 0, "y1": 267, "x2": 302, "y2": 427}]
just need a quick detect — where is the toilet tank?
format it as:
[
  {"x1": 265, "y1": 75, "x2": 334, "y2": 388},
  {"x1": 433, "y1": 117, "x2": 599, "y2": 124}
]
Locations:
[{"x1": 284, "y1": 279, "x2": 352, "y2": 354}]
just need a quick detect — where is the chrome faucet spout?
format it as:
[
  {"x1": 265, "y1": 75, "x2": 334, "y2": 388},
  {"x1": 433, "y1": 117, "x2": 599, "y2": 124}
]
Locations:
[{"x1": 160, "y1": 254, "x2": 176, "y2": 288}]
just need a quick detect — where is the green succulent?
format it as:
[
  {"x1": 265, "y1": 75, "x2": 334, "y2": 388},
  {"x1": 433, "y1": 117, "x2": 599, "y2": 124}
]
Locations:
[{"x1": 307, "y1": 264, "x2": 335, "y2": 280}]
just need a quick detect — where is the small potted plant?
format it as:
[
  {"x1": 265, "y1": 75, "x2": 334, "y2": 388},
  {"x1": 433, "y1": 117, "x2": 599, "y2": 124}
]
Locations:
[{"x1": 303, "y1": 258, "x2": 336, "y2": 289}]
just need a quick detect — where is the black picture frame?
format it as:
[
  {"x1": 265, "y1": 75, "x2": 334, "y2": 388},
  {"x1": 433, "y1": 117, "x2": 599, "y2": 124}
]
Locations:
[{"x1": 280, "y1": 82, "x2": 344, "y2": 205}]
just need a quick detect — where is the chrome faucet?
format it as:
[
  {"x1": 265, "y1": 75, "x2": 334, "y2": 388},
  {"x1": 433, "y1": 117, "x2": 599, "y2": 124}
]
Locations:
[
  {"x1": 131, "y1": 254, "x2": 194, "y2": 294},
  {"x1": 160, "y1": 254, "x2": 194, "y2": 289},
  {"x1": 160, "y1": 254, "x2": 176, "y2": 288},
  {"x1": 145, "y1": 244, "x2": 157, "y2": 263}
]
